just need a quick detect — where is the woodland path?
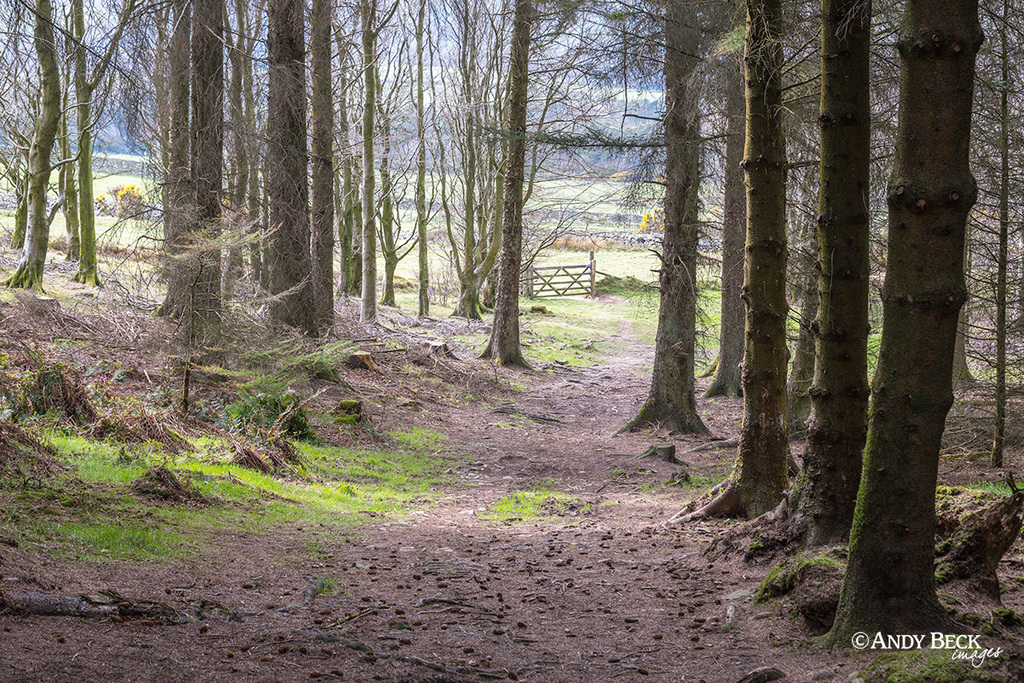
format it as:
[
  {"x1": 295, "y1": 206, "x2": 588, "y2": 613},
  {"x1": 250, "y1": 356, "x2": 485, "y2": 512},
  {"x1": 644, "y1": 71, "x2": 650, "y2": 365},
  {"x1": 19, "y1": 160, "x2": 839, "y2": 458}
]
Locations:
[{"x1": 1, "y1": 298, "x2": 877, "y2": 682}]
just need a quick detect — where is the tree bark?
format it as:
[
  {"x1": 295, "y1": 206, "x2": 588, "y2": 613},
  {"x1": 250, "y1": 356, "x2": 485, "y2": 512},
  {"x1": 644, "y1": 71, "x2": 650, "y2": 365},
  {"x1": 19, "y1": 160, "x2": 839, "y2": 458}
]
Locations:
[
  {"x1": 335, "y1": 30, "x2": 355, "y2": 295},
  {"x1": 267, "y1": 0, "x2": 315, "y2": 334},
  {"x1": 620, "y1": 0, "x2": 708, "y2": 435},
  {"x1": 828, "y1": 0, "x2": 981, "y2": 643},
  {"x1": 360, "y1": 0, "x2": 378, "y2": 324},
  {"x1": 189, "y1": 0, "x2": 225, "y2": 333},
  {"x1": 159, "y1": 0, "x2": 192, "y2": 317},
  {"x1": 4, "y1": 0, "x2": 62, "y2": 290},
  {"x1": 705, "y1": 58, "x2": 745, "y2": 399},
  {"x1": 787, "y1": 228, "x2": 818, "y2": 435},
  {"x1": 415, "y1": 0, "x2": 430, "y2": 317},
  {"x1": 58, "y1": 78, "x2": 80, "y2": 261},
  {"x1": 481, "y1": 0, "x2": 531, "y2": 367},
  {"x1": 310, "y1": 0, "x2": 335, "y2": 333},
  {"x1": 71, "y1": 0, "x2": 137, "y2": 288},
  {"x1": 682, "y1": 0, "x2": 789, "y2": 518},
  {"x1": 792, "y1": 0, "x2": 871, "y2": 548},
  {"x1": 992, "y1": 0, "x2": 1009, "y2": 469}
]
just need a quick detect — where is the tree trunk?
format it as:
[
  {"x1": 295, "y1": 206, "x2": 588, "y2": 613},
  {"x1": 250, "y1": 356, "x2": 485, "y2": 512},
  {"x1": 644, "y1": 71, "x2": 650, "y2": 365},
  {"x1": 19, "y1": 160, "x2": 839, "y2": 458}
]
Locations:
[
  {"x1": 222, "y1": 2, "x2": 248, "y2": 299},
  {"x1": 787, "y1": 247, "x2": 817, "y2": 435},
  {"x1": 70, "y1": 0, "x2": 137, "y2": 288},
  {"x1": 310, "y1": 0, "x2": 334, "y2": 333},
  {"x1": 683, "y1": 0, "x2": 789, "y2": 519},
  {"x1": 58, "y1": 84, "x2": 81, "y2": 261},
  {"x1": 793, "y1": 0, "x2": 871, "y2": 548},
  {"x1": 453, "y1": 1, "x2": 481, "y2": 321},
  {"x1": 189, "y1": 0, "x2": 225, "y2": 332},
  {"x1": 336, "y1": 32, "x2": 354, "y2": 295},
  {"x1": 267, "y1": 0, "x2": 314, "y2": 334},
  {"x1": 415, "y1": 0, "x2": 429, "y2": 317},
  {"x1": 360, "y1": 0, "x2": 378, "y2": 324},
  {"x1": 620, "y1": 0, "x2": 708, "y2": 434},
  {"x1": 828, "y1": 0, "x2": 981, "y2": 643},
  {"x1": 481, "y1": 0, "x2": 531, "y2": 367},
  {"x1": 71, "y1": 0, "x2": 100, "y2": 287},
  {"x1": 159, "y1": 0, "x2": 192, "y2": 317},
  {"x1": 4, "y1": 0, "x2": 62, "y2": 290},
  {"x1": 378, "y1": 90, "x2": 397, "y2": 308},
  {"x1": 11, "y1": 162, "x2": 28, "y2": 250},
  {"x1": 992, "y1": 0, "x2": 1009, "y2": 469},
  {"x1": 705, "y1": 58, "x2": 745, "y2": 399}
]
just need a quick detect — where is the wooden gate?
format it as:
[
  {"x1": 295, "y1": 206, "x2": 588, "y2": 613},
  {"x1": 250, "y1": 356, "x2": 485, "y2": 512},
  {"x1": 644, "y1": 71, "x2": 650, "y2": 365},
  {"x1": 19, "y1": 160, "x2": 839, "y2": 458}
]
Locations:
[{"x1": 522, "y1": 251, "x2": 596, "y2": 299}]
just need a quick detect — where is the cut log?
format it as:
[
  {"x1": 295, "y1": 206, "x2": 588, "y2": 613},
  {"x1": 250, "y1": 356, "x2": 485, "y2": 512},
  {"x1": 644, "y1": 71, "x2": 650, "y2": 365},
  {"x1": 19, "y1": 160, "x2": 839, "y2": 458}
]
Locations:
[
  {"x1": 345, "y1": 351, "x2": 381, "y2": 372},
  {"x1": 637, "y1": 443, "x2": 678, "y2": 464}
]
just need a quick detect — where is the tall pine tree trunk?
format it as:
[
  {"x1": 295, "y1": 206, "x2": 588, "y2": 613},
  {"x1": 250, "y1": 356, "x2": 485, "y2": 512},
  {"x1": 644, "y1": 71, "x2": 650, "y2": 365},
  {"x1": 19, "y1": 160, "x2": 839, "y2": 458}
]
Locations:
[
  {"x1": 786, "y1": 214, "x2": 818, "y2": 434},
  {"x1": 481, "y1": 0, "x2": 530, "y2": 367},
  {"x1": 705, "y1": 58, "x2": 745, "y2": 399},
  {"x1": 310, "y1": 0, "x2": 335, "y2": 332},
  {"x1": 828, "y1": 0, "x2": 981, "y2": 642},
  {"x1": 992, "y1": 0, "x2": 1009, "y2": 468},
  {"x1": 620, "y1": 0, "x2": 707, "y2": 434},
  {"x1": 681, "y1": 0, "x2": 789, "y2": 519},
  {"x1": 189, "y1": 0, "x2": 224, "y2": 331},
  {"x1": 793, "y1": 0, "x2": 871, "y2": 547},
  {"x1": 267, "y1": 0, "x2": 315, "y2": 334}
]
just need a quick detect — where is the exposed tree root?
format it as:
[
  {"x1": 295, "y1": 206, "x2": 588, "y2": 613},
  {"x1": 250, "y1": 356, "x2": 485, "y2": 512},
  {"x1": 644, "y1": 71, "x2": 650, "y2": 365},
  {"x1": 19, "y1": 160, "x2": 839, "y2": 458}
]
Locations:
[
  {"x1": 616, "y1": 398, "x2": 709, "y2": 436},
  {"x1": 72, "y1": 268, "x2": 102, "y2": 288},
  {"x1": 3, "y1": 264, "x2": 45, "y2": 291}
]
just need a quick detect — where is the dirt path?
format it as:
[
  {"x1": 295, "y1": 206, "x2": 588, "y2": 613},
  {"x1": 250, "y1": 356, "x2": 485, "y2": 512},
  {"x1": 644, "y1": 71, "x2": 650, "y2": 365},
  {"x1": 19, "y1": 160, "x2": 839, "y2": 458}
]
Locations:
[{"x1": 1, "y1": 296, "x2": 1018, "y2": 682}]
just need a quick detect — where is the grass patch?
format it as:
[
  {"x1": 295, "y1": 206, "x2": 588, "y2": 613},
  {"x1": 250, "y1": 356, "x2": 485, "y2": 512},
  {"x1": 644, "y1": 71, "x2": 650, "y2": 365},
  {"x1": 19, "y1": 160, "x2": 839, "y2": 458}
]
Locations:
[
  {"x1": 2, "y1": 429, "x2": 465, "y2": 563},
  {"x1": 482, "y1": 484, "x2": 592, "y2": 523},
  {"x1": 36, "y1": 521, "x2": 182, "y2": 562}
]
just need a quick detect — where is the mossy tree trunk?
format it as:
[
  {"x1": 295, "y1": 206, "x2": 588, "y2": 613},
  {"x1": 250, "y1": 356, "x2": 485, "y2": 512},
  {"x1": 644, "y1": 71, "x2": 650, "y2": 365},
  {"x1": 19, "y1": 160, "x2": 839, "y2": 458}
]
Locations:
[
  {"x1": 705, "y1": 57, "x2": 745, "y2": 399},
  {"x1": 310, "y1": 0, "x2": 335, "y2": 333},
  {"x1": 4, "y1": 0, "x2": 62, "y2": 291},
  {"x1": 482, "y1": 0, "x2": 531, "y2": 367},
  {"x1": 621, "y1": 0, "x2": 708, "y2": 435},
  {"x1": 11, "y1": 153, "x2": 28, "y2": 250},
  {"x1": 70, "y1": 0, "x2": 137, "y2": 289},
  {"x1": 377, "y1": 79, "x2": 401, "y2": 309},
  {"x1": 267, "y1": 0, "x2": 315, "y2": 334},
  {"x1": 792, "y1": 0, "x2": 871, "y2": 548},
  {"x1": 828, "y1": 0, "x2": 982, "y2": 643},
  {"x1": 58, "y1": 86, "x2": 80, "y2": 260}
]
